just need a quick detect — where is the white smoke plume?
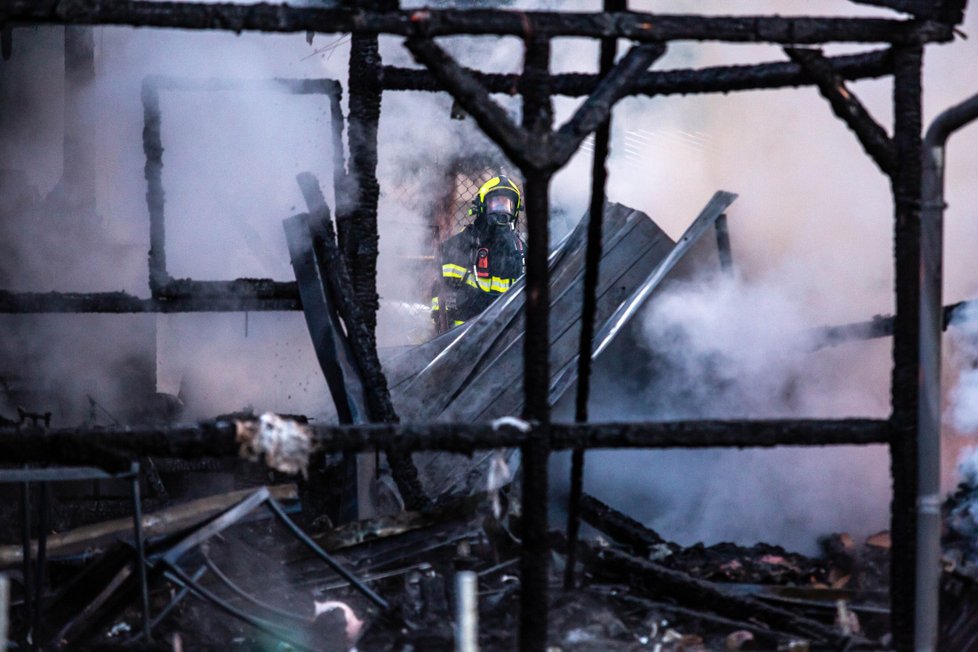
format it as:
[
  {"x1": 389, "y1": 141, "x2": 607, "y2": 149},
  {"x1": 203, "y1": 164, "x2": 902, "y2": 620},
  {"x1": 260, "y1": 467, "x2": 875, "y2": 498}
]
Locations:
[
  {"x1": 948, "y1": 301, "x2": 978, "y2": 434},
  {"x1": 549, "y1": 0, "x2": 978, "y2": 554}
]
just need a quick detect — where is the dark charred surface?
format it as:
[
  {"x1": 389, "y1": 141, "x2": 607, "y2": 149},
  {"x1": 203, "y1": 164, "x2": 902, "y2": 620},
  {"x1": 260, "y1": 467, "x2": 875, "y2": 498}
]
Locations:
[
  {"x1": 0, "y1": 417, "x2": 892, "y2": 466},
  {"x1": 383, "y1": 48, "x2": 895, "y2": 97},
  {"x1": 0, "y1": 5, "x2": 955, "y2": 44}
]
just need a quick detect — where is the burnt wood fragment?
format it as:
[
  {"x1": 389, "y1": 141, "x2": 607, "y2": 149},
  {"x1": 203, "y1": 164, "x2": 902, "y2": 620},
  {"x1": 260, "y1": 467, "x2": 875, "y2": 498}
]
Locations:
[
  {"x1": 294, "y1": 174, "x2": 429, "y2": 512},
  {"x1": 786, "y1": 47, "x2": 896, "y2": 178},
  {"x1": 851, "y1": 0, "x2": 967, "y2": 24},
  {"x1": 382, "y1": 48, "x2": 895, "y2": 97},
  {"x1": 346, "y1": 29, "x2": 383, "y2": 343},
  {"x1": 405, "y1": 36, "x2": 540, "y2": 170},
  {"x1": 518, "y1": 35, "x2": 555, "y2": 652},
  {"x1": 810, "y1": 298, "x2": 976, "y2": 348},
  {"x1": 551, "y1": 42, "x2": 666, "y2": 167},
  {"x1": 566, "y1": 0, "x2": 625, "y2": 591},
  {"x1": 0, "y1": 418, "x2": 891, "y2": 464},
  {"x1": 578, "y1": 493, "x2": 667, "y2": 556},
  {"x1": 0, "y1": 5, "x2": 954, "y2": 44},
  {"x1": 888, "y1": 43, "x2": 924, "y2": 650}
]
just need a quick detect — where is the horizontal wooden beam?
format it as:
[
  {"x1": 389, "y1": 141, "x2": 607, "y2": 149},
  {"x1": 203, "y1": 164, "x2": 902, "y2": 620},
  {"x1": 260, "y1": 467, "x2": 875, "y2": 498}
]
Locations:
[
  {"x1": 0, "y1": 418, "x2": 892, "y2": 466},
  {"x1": 382, "y1": 48, "x2": 895, "y2": 97},
  {"x1": 0, "y1": 4, "x2": 953, "y2": 44}
]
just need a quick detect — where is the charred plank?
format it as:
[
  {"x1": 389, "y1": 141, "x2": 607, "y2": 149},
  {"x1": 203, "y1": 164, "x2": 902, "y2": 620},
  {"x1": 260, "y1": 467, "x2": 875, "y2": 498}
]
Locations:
[
  {"x1": 0, "y1": 418, "x2": 891, "y2": 464},
  {"x1": 578, "y1": 493, "x2": 667, "y2": 556},
  {"x1": 0, "y1": 5, "x2": 953, "y2": 44},
  {"x1": 382, "y1": 48, "x2": 895, "y2": 97}
]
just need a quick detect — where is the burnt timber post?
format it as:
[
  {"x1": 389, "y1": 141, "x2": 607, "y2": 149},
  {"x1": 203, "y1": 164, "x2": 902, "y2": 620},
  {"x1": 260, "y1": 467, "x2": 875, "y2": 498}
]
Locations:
[
  {"x1": 890, "y1": 44, "x2": 924, "y2": 651},
  {"x1": 345, "y1": 1, "x2": 389, "y2": 346},
  {"x1": 518, "y1": 34, "x2": 554, "y2": 652}
]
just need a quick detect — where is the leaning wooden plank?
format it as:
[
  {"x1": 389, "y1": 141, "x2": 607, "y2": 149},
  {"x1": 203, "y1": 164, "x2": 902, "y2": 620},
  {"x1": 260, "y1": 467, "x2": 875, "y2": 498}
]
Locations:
[
  {"x1": 0, "y1": 484, "x2": 298, "y2": 567},
  {"x1": 455, "y1": 204, "x2": 676, "y2": 422}
]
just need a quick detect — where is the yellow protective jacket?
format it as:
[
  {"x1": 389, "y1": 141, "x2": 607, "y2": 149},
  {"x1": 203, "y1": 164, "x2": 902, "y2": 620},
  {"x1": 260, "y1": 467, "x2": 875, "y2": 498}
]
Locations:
[{"x1": 431, "y1": 225, "x2": 525, "y2": 331}]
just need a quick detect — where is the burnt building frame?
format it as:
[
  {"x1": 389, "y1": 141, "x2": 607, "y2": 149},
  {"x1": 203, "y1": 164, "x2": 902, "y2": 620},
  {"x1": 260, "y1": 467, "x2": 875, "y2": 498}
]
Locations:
[
  {"x1": 143, "y1": 75, "x2": 348, "y2": 309},
  {"x1": 0, "y1": 2, "x2": 966, "y2": 650}
]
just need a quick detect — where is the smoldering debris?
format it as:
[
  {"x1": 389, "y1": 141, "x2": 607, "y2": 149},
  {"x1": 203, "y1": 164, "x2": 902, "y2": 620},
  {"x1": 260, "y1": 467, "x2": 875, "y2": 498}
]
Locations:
[{"x1": 10, "y1": 481, "x2": 909, "y2": 651}]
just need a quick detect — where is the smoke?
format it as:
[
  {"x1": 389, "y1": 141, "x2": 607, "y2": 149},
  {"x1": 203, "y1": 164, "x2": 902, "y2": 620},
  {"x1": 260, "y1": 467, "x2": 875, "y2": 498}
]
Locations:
[
  {"x1": 2, "y1": 3, "x2": 977, "y2": 553},
  {"x1": 548, "y1": 0, "x2": 978, "y2": 554},
  {"x1": 0, "y1": 27, "x2": 359, "y2": 423},
  {"x1": 948, "y1": 302, "x2": 978, "y2": 434}
]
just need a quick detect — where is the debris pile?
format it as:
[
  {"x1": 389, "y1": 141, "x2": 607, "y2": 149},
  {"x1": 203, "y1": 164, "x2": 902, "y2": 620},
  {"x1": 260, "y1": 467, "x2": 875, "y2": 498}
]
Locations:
[{"x1": 0, "y1": 481, "x2": 919, "y2": 651}]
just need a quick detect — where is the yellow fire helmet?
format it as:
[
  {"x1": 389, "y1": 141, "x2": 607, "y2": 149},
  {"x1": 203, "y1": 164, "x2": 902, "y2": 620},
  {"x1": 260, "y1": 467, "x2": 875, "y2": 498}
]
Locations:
[{"x1": 475, "y1": 175, "x2": 522, "y2": 220}]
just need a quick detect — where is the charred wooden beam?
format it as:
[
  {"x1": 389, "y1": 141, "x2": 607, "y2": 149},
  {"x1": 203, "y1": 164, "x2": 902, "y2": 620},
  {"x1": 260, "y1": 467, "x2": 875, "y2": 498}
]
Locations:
[
  {"x1": 786, "y1": 47, "x2": 896, "y2": 178},
  {"x1": 346, "y1": 22, "x2": 384, "y2": 344},
  {"x1": 407, "y1": 36, "x2": 666, "y2": 173},
  {"x1": 146, "y1": 75, "x2": 342, "y2": 95},
  {"x1": 405, "y1": 36, "x2": 540, "y2": 170},
  {"x1": 586, "y1": 546, "x2": 858, "y2": 647},
  {"x1": 810, "y1": 298, "x2": 975, "y2": 349},
  {"x1": 0, "y1": 484, "x2": 298, "y2": 567},
  {"x1": 610, "y1": 593, "x2": 794, "y2": 648},
  {"x1": 0, "y1": 288, "x2": 301, "y2": 313},
  {"x1": 0, "y1": 4, "x2": 953, "y2": 44},
  {"x1": 889, "y1": 43, "x2": 924, "y2": 650},
  {"x1": 551, "y1": 42, "x2": 666, "y2": 167},
  {"x1": 0, "y1": 418, "x2": 891, "y2": 464},
  {"x1": 851, "y1": 0, "x2": 968, "y2": 24},
  {"x1": 383, "y1": 48, "x2": 895, "y2": 97},
  {"x1": 578, "y1": 493, "x2": 667, "y2": 556},
  {"x1": 286, "y1": 212, "x2": 368, "y2": 425},
  {"x1": 294, "y1": 174, "x2": 429, "y2": 512}
]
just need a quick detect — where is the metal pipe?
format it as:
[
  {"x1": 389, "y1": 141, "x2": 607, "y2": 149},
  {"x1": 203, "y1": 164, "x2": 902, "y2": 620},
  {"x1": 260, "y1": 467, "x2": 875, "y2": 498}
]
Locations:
[
  {"x1": 0, "y1": 574, "x2": 9, "y2": 652},
  {"x1": 915, "y1": 89, "x2": 978, "y2": 652},
  {"x1": 455, "y1": 571, "x2": 478, "y2": 652},
  {"x1": 30, "y1": 483, "x2": 47, "y2": 647},
  {"x1": 130, "y1": 463, "x2": 152, "y2": 642},
  {"x1": 19, "y1": 481, "x2": 31, "y2": 643}
]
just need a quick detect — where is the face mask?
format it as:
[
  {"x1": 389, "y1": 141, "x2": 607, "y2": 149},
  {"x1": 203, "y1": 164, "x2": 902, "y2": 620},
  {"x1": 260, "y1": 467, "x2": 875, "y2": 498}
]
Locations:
[{"x1": 486, "y1": 211, "x2": 512, "y2": 227}]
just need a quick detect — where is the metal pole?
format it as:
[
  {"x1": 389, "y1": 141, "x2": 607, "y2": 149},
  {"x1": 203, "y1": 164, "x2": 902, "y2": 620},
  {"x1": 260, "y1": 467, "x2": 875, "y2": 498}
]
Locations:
[
  {"x1": 916, "y1": 89, "x2": 978, "y2": 652},
  {"x1": 30, "y1": 483, "x2": 47, "y2": 647},
  {"x1": 0, "y1": 574, "x2": 8, "y2": 652},
  {"x1": 455, "y1": 571, "x2": 478, "y2": 652},
  {"x1": 130, "y1": 463, "x2": 152, "y2": 641}
]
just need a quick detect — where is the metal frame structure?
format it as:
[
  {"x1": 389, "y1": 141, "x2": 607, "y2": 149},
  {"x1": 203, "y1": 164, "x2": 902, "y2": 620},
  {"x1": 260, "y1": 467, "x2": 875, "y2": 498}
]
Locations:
[
  {"x1": 0, "y1": 75, "x2": 346, "y2": 313},
  {"x1": 0, "y1": 1, "x2": 969, "y2": 649},
  {"x1": 0, "y1": 462, "x2": 151, "y2": 646}
]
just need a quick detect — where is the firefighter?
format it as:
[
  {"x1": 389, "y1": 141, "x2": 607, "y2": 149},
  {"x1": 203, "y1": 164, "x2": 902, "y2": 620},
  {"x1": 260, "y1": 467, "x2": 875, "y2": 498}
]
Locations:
[{"x1": 431, "y1": 175, "x2": 525, "y2": 332}]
